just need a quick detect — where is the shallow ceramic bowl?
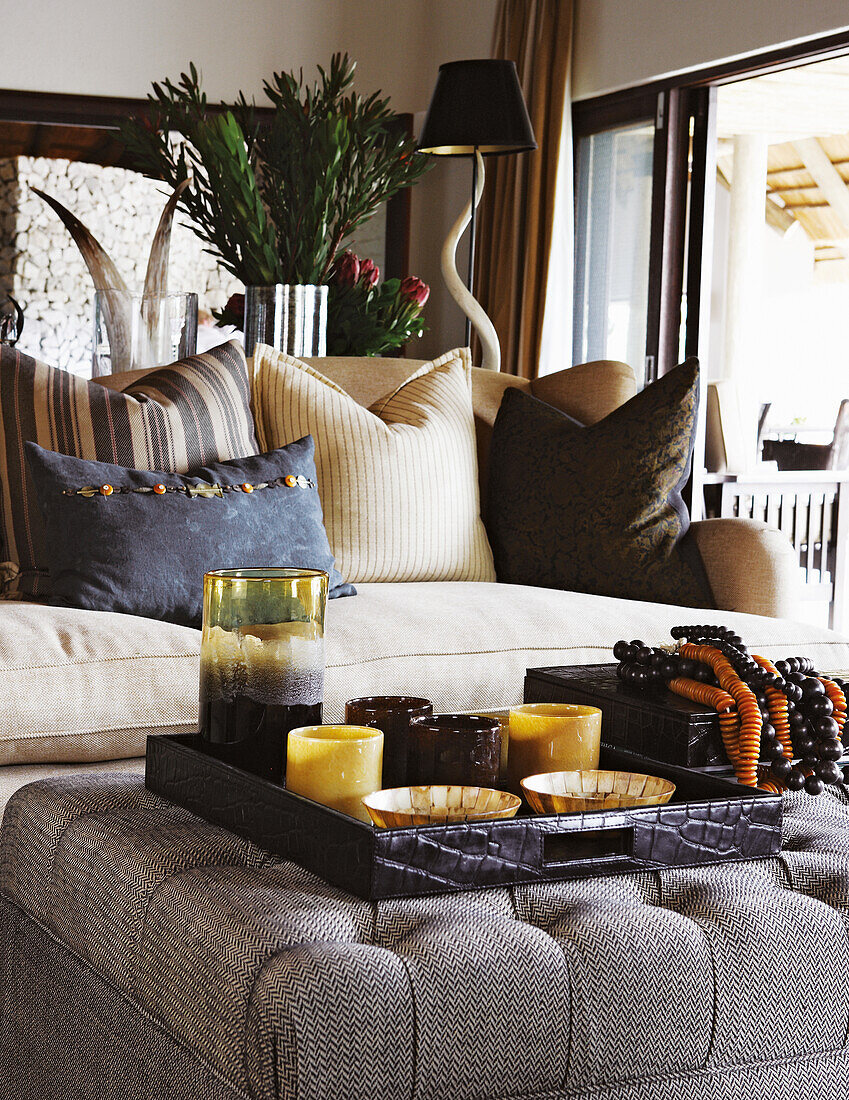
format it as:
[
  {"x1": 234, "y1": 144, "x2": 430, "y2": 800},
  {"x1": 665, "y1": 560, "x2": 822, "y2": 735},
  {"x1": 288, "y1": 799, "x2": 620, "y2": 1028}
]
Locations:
[
  {"x1": 520, "y1": 770, "x2": 676, "y2": 814},
  {"x1": 362, "y1": 785, "x2": 521, "y2": 828}
]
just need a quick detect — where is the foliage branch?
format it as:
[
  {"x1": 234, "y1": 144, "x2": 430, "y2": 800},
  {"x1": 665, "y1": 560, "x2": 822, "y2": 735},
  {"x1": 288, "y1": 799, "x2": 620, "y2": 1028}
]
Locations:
[{"x1": 119, "y1": 55, "x2": 431, "y2": 286}]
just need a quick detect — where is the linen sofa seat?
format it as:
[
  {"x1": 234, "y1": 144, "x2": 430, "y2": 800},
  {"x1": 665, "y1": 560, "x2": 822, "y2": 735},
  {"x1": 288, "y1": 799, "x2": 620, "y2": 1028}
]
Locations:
[
  {"x1": 2, "y1": 586, "x2": 849, "y2": 811},
  {"x1": 4, "y1": 773, "x2": 849, "y2": 1100}
]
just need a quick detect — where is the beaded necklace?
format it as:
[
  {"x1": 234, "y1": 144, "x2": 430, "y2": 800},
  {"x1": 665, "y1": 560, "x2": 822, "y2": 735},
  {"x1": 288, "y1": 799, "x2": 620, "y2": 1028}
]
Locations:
[{"x1": 613, "y1": 625, "x2": 847, "y2": 795}]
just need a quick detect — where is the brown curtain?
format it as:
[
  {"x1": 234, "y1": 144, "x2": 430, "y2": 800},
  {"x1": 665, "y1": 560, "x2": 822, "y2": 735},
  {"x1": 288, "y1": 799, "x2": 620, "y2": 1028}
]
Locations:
[{"x1": 475, "y1": 0, "x2": 573, "y2": 378}]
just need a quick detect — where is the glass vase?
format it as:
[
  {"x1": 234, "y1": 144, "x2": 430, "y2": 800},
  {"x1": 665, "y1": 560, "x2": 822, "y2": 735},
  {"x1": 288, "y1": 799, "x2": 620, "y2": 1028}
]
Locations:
[
  {"x1": 243, "y1": 284, "x2": 327, "y2": 358},
  {"x1": 92, "y1": 291, "x2": 198, "y2": 376},
  {"x1": 198, "y1": 567, "x2": 328, "y2": 783}
]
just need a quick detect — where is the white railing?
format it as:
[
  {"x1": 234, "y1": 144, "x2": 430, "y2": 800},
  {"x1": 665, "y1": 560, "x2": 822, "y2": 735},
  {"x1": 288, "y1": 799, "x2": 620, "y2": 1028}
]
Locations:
[{"x1": 704, "y1": 471, "x2": 849, "y2": 632}]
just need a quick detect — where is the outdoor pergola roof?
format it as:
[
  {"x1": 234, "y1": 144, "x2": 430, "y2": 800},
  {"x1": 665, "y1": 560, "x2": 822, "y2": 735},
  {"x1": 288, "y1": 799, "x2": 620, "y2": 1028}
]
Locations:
[{"x1": 716, "y1": 56, "x2": 849, "y2": 276}]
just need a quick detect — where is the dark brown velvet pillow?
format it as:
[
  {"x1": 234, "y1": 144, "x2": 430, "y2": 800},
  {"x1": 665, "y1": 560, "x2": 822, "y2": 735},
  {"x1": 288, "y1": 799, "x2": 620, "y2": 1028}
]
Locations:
[{"x1": 486, "y1": 357, "x2": 715, "y2": 609}]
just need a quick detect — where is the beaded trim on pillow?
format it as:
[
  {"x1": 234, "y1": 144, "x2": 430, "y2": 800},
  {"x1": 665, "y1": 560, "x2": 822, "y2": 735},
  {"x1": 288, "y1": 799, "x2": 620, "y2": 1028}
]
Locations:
[{"x1": 64, "y1": 475, "x2": 317, "y2": 499}]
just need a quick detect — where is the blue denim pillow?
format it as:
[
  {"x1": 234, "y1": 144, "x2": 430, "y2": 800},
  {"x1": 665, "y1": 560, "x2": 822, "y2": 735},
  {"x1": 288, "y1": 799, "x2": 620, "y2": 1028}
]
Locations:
[{"x1": 25, "y1": 435, "x2": 354, "y2": 627}]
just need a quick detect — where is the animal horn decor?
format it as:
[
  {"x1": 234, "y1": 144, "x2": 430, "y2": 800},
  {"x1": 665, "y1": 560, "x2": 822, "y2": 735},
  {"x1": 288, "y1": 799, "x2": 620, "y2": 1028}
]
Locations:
[{"x1": 33, "y1": 178, "x2": 192, "y2": 373}]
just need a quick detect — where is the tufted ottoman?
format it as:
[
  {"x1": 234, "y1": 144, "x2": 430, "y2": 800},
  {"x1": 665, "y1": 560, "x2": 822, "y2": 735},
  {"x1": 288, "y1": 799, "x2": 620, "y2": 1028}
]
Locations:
[{"x1": 3, "y1": 776, "x2": 849, "y2": 1100}]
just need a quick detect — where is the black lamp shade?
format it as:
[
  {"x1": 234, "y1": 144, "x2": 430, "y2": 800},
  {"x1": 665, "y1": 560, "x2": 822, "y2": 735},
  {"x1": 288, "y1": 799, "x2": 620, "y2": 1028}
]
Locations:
[{"x1": 418, "y1": 59, "x2": 537, "y2": 156}]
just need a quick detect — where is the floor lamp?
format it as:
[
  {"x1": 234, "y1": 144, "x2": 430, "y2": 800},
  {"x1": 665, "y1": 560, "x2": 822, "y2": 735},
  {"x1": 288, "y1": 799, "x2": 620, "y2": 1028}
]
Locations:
[{"x1": 418, "y1": 60, "x2": 536, "y2": 371}]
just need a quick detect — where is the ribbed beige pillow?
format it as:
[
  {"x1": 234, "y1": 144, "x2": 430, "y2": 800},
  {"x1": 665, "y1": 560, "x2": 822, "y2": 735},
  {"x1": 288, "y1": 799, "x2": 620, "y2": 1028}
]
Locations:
[{"x1": 252, "y1": 345, "x2": 496, "y2": 583}]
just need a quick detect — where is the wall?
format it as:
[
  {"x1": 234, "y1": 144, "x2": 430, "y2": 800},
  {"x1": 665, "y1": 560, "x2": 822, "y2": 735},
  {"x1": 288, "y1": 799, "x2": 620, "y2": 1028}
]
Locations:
[
  {"x1": 3, "y1": 0, "x2": 500, "y2": 362},
  {"x1": 573, "y1": 0, "x2": 849, "y2": 100}
]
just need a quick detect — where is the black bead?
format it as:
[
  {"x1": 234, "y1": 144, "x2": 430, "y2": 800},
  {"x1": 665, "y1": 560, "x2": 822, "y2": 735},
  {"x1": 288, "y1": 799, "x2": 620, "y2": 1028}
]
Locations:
[
  {"x1": 786, "y1": 768, "x2": 806, "y2": 791},
  {"x1": 796, "y1": 737, "x2": 816, "y2": 758},
  {"x1": 805, "y1": 774, "x2": 825, "y2": 796},
  {"x1": 801, "y1": 756, "x2": 819, "y2": 772},
  {"x1": 817, "y1": 760, "x2": 843, "y2": 785},
  {"x1": 788, "y1": 708, "x2": 807, "y2": 729},
  {"x1": 814, "y1": 716, "x2": 840, "y2": 739},
  {"x1": 693, "y1": 666, "x2": 714, "y2": 683},
  {"x1": 629, "y1": 666, "x2": 650, "y2": 688},
  {"x1": 819, "y1": 738, "x2": 844, "y2": 761},
  {"x1": 801, "y1": 676, "x2": 827, "y2": 698},
  {"x1": 677, "y1": 658, "x2": 696, "y2": 678},
  {"x1": 613, "y1": 640, "x2": 631, "y2": 661},
  {"x1": 771, "y1": 756, "x2": 793, "y2": 780},
  {"x1": 787, "y1": 658, "x2": 800, "y2": 674},
  {"x1": 630, "y1": 639, "x2": 647, "y2": 651},
  {"x1": 807, "y1": 696, "x2": 834, "y2": 718},
  {"x1": 842, "y1": 765, "x2": 849, "y2": 785},
  {"x1": 765, "y1": 739, "x2": 786, "y2": 760},
  {"x1": 775, "y1": 660, "x2": 790, "y2": 676}
]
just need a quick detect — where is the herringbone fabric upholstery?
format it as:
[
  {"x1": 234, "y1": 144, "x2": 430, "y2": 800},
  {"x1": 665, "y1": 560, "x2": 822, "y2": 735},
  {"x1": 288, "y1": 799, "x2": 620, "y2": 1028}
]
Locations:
[{"x1": 5, "y1": 774, "x2": 849, "y2": 1100}]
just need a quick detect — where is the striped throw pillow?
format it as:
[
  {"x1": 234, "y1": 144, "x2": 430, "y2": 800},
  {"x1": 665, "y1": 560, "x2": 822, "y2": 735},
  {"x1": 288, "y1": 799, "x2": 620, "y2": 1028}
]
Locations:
[
  {"x1": 252, "y1": 345, "x2": 496, "y2": 584},
  {"x1": 0, "y1": 340, "x2": 258, "y2": 597}
]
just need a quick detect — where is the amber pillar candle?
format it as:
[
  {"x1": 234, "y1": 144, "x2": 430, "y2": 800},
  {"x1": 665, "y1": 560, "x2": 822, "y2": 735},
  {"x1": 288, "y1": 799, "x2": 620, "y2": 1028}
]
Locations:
[
  {"x1": 407, "y1": 714, "x2": 501, "y2": 787},
  {"x1": 345, "y1": 696, "x2": 433, "y2": 788},
  {"x1": 507, "y1": 704, "x2": 602, "y2": 790},
  {"x1": 286, "y1": 725, "x2": 383, "y2": 823}
]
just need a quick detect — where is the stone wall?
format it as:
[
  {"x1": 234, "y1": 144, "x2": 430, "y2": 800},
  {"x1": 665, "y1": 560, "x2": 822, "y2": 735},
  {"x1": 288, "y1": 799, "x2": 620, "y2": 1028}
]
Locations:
[{"x1": 0, "y1": 157, "x2": 242, "y2": 375}]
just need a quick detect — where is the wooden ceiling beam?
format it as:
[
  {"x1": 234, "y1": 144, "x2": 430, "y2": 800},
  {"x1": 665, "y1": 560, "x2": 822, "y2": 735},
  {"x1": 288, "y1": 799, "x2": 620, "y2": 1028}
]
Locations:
[{"x1": 793, "y1": 137, "x2": 849, "y2": 250}]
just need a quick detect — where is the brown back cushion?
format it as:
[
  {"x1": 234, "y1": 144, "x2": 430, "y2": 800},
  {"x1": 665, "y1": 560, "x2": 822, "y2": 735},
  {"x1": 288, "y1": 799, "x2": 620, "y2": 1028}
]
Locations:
[{"x1": 305, "y1": 354, "x2": 637, "y2": 499}]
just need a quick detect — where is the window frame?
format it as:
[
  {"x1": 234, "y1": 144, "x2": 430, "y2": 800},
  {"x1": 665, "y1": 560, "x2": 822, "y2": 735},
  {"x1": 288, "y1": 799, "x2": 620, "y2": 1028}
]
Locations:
[{"x1": 572, "y1": 27, "x2": 849, "y2": 379}]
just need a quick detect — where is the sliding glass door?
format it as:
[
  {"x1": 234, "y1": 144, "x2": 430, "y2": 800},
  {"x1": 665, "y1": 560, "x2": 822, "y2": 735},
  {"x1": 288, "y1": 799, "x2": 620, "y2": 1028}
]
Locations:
[
  {"x1": 573, "y1": 120, "x2": 655, "y2": 384},
  {"x1": 572, "y1": 89, "x2": 694, "y2": 388}
]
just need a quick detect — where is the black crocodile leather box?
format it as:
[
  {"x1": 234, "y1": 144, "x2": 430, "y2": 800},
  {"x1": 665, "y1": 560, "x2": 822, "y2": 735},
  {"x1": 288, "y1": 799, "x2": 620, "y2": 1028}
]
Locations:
[
  {"x1": 145, "y1": 734, "x2": 782, "y2": 900},
  {"x1": 524, "y1": 664, "x2": 729, "y2": 767}
]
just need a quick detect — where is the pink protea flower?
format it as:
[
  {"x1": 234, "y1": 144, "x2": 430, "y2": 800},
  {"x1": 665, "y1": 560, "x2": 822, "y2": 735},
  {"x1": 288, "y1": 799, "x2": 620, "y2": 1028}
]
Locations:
[
  {"x1": 359, "y1": 257, "x2": 380, "y2": 288},
  {"x1": 332, "y1": 251, "x2": 360, "y2": 287},
  {"x1": 222, "y1": 292, "x2": 245, "y2": 326},
  {"x1": 400, "y1": 275, "x2": 429, "y2": 307}
]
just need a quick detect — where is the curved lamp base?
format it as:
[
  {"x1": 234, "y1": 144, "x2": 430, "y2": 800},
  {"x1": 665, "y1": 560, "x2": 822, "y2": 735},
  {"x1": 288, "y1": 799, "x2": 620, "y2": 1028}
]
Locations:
[{"x1": 440, "y1": 151, "x2": 501, "y2": 372}]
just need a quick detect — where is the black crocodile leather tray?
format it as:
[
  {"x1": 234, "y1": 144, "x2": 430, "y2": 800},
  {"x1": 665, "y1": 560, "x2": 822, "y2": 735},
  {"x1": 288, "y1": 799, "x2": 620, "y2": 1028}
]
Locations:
[{"x1": 145, "y1": 733, "x2": 782, "y2": 900}]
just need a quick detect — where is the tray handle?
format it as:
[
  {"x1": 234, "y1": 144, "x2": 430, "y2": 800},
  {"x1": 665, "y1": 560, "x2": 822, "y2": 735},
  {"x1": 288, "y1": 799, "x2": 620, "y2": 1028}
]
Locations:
[{"x1": 541, "y1": 825, "x2": 635, "y2": 866}]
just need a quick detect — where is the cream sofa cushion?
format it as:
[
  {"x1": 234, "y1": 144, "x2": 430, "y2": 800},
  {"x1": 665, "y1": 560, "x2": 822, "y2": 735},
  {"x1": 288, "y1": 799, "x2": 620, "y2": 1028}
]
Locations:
[
  {"x1": 4, "y1": 585, "x2": 848, "y2": 773},
  {"x1": 0, "y1": 602, "x2": 198, "y2": 765},
  {"x1": 252, "y1": 345, "x2": 496, "y2": 584},
  {"x1": 323, "y1": 583, "x2": 849, "y2": 715}
]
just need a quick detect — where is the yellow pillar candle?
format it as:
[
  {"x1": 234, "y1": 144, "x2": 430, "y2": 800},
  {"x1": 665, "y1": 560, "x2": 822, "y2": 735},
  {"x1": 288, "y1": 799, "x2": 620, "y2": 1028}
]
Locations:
[
  {"x1": 507, "y1": 704, "x2": 602, "y2": 790},
  {"x1": 286, "y1": 725, "x2": 384, "y2": 823}
]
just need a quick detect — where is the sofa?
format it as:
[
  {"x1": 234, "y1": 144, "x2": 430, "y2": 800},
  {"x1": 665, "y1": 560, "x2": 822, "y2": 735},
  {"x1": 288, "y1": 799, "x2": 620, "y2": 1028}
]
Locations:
[
  {"x1": 0, "y1": 351, "x2": 845, "y2": 811},
  {"x1": 5, "y1": 349, "x2": 849, "y2": 1100}
]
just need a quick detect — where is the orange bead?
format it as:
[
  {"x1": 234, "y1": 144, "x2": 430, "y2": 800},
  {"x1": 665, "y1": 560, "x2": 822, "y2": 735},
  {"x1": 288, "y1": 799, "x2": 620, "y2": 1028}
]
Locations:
[
  {"x1": 241, "y1": 483, "x2": 254, "y2": 494},
  {"x1": 284, "y1": 475, "x2": 298, "y2": 488},
  {"x1": 100, "y1": 484, "x2": 113, "y2": 496},
  {"x1": 153, "y1": 483, "x2": 167, "y2": 495}
]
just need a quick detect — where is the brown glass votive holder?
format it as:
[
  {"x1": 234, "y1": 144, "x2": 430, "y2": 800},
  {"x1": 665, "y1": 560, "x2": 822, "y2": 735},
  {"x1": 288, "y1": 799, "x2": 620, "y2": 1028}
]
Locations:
[
  {"x1": 345, "y1": 696, "x2": 433, "y2": 788},
  {"x1": 407, "y1": 713, "x2": 502, "y2": 787}
]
